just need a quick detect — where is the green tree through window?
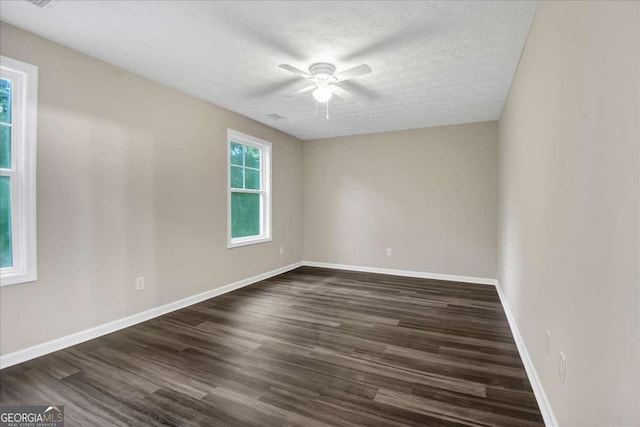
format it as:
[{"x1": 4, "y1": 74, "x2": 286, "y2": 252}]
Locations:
[
  {"x1": 230, "y1": 142, "x2": 262, "y2": 238},
  {"x1": 0, "y1": 77, "x2": 12, "y2": 268},
  {"x1": 227, "y1": 130, "x2": 271, "y2": 248}
]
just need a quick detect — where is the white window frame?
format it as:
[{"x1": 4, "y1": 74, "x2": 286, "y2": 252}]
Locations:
[
  {"x1": 0, "y1": 56, "x2": 38, "y2": 286},
  {"x1": 227, "y1": 129, "x2": 272, "y2": 248}
]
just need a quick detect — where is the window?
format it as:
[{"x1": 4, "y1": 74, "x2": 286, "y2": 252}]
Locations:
[
  {"x1": 1, "y1": 56, "x2": 37, "y2": 286},
  {"x1": 227, "y1": 129, "x2": 271, "y2": 248}
]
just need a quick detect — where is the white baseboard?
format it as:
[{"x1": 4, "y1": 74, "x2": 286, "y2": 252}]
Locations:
[
  {"x1": 0, "y1": 261, "x2": 303, "y2": 369},
  {"x1": 302, "y1": 260, "x2": 497, "y2": 286},
  {"x1": 495, "y1": 281, "x2": 558, "y2": 427}
]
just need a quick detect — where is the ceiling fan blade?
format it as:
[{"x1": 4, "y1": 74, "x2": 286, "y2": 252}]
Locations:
[
  {"x1": 279, "y1": 64, "x2": 312, "y2": 79},
  {"x1": 334, "y1": 64, "x2": 372, "y2": 82},
  {"x1": 285, "y1": 84, "x2": 316, "y2": 97},
  {"x1": 343, "y1": 26, "x2": 432, "y2": 62},
  {"x1": 331, "y1": 85, "x2": 355, "y2": 100},
  {"x1": 214, "y1": 5, "x2": 305, "y2": 62},
  {"x1": 337, "y1": 80, "x2": 381, "y2": 100},
  {"x1": 247, "y1": 77, "x2": 300, "y2": 98}
]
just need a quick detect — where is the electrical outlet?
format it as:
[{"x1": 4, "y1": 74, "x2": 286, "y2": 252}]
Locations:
[
  {"x1": 279, "y1": 246, "x2": 284, "y2": 255},
  {"x1": 545, "y1": 331, "x2": 551, "y2": 356},
  {"x1": 386, "y1": 248, "x2": 392, "y2": 256},
  {"x1": 135, "y1": 276, "x2": 145, "y2": 291},
  {"x1": 558, "y1": 352, "x2": 566, "y2": 383}
]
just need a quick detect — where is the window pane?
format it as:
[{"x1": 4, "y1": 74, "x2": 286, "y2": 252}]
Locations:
[
  {"x1": 245, "y1": 168, "x2": 260, "y2": 190},
  {"x1": 231, "y1": 166, "x2": 243, "y2": 188},
  {"x1": 0, "y1": 125, "x2": 10, "y2": 169},
  {"x1": 230, "y1": 142, "x2": 243, "y2": 166},
  {"x1": 0, "y1": 176, "x2": 12, "y2": 268},
  {"x1": 231, "y1": 192, "x2": 260, "y2": 238},
  {"x1": 245, "y1": 146, "x2": 260, "y2": 169},
  {"x1": 0, "y1": 79, "x2": 11, "y2": 124}
]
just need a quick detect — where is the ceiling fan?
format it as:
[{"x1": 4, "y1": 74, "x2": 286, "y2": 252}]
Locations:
[{"x1": 278, "y1": 62, "x2": 372, "y2": 106}]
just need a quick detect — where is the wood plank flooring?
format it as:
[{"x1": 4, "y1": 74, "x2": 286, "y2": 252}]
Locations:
[{"x1": 0, "y1": 266, "x2": 544, "y2": 426}]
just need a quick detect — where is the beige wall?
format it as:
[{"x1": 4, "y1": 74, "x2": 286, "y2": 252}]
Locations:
[
  {"x1": 303, "y1": 122, "x2": 498, "y2": 279},
  {"x1": 498, "y1": 1, "x2": 640, "y2": 426},
  {"x1": 0, "y1": 23, "x2": 304, "y2": 355}
]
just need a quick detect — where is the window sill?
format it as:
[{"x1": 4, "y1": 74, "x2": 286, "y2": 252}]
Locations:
[
  {"x1": 0, "y1": 270, "x2": 37, "y2": 287},
  {"x1": 227, "y1": 236, "x2": 272, "y2": 249}
]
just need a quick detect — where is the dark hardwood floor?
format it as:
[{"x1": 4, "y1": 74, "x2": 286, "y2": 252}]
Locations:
[{"x1": 0, "y1": 267, "x2": 544, "y2": 426}]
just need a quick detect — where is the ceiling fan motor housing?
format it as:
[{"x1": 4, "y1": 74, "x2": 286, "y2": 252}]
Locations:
[{"x1": 309, "y1": 63, "x2": 337, "y2": 82}]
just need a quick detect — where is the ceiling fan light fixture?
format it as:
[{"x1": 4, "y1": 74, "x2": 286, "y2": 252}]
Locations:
[
  {"x1": 280, "y1": 62, "x2": 372, "y2": 106},
  {"x1": 312, "y1": 85, "x2": 333, "y2": 103}
]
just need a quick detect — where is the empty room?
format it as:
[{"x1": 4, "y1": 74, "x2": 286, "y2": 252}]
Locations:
[{"x1": 0, "y1": 1, "x2": 638, "y2": 426}]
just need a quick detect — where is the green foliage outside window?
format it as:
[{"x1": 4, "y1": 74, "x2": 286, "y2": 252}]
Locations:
[
  {"x1": 230, "y1": 141, "x2": 262, "y2": 239},
  {"x1": 231, "y1": 193, "x2": 260, "y2": 238},
  {"x1": 0, "y1": 78, "x2": 11, "y2": 124},
  {"x1": 0, "y1": 78, "x2": 11, "y2": 268},
  {"x1": 0, "y1": 176, "x2": 12, "y2": 268},
  {"x1": 0, "y1": 125, "x2": 10, "y2": 169}
]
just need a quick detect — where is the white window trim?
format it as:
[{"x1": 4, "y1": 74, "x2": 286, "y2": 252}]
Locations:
[
  {"x1": 0, "y1": 56, "x2": 37, "y2": 286},
  {"x1": 227, "y1": 129, "x2": 272, "y2": 249}
]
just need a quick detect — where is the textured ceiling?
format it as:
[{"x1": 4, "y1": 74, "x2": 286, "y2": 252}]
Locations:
[{"x1": 0, "y1": 1, "x2": 537, "y2": 140}]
